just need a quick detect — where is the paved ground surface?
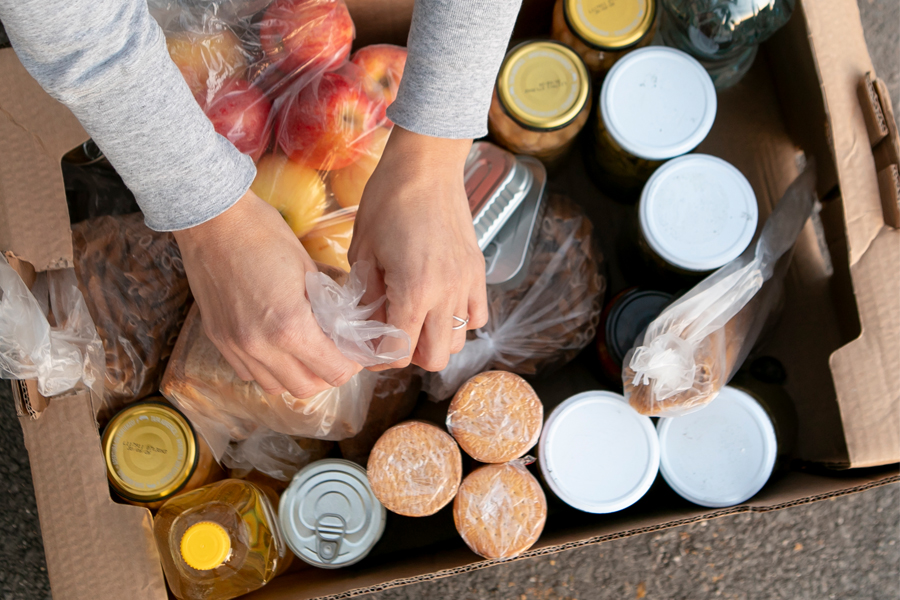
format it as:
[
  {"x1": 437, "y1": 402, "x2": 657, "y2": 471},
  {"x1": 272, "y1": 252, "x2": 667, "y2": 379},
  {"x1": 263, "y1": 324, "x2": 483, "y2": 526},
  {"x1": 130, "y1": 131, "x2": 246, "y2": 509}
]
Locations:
[{"x1": 1, "y1": 1, "x2": 898, "y2": 599}]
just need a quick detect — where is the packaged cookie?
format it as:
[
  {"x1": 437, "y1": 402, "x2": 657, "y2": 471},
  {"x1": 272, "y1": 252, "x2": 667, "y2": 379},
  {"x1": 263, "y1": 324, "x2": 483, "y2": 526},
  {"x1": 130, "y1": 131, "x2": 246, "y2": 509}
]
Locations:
[
  {"x1": 447, "y1": 371, "x2": 542, "y2": 463},
  {"x1": 453, "y1": 459, "x2": 547, "y2": 559},
  {"x1": 367, "y1": 421, "x2": 462, "y2": 517}
]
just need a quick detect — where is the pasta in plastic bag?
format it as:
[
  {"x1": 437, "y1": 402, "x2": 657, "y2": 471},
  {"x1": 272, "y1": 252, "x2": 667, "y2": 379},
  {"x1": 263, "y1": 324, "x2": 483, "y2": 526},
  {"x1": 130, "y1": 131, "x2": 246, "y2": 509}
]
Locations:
[
  {"x1": 623, "y1": 164, "x2": 817, "y2": 417},
  {"x1": 453, "y1": 458, "x2": 547, "y2": 559},
  {"x1": 423, "y1": 195, "x2": 605, "y2": 400},
  {"x1": 0, "y1": 257, "x2": 105, "y2": 400}
]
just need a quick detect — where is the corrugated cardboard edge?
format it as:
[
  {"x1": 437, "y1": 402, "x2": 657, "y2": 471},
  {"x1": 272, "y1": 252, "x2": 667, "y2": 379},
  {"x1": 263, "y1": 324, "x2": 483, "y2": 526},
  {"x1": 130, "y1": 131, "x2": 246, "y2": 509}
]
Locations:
[
  {"x1": 0, "y1": 48, "x2": 87, "y2": 272},
  {"x1": 18, "y1": 387, "x2": 167, "y2": 600}
]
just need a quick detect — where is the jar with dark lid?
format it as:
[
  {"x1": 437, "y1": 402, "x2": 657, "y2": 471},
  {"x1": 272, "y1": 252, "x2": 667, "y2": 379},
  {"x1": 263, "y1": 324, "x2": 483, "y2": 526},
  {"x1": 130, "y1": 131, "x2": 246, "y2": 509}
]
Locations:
[
  {"x1": 586, "y1": 46, "x2": 716, "y2": 199},
  {"x1": 596, "y1": 287, "x2": 673, "y2": 383},
  {"x1": 488, "y1": 41, "x2": 591, "y2": 166},
  {"x1": 102, "y1": 399, "x2": 224, "y2": 510},
  {"x1": 550, "y1": 0, "x2": 658, "y2": 78}
]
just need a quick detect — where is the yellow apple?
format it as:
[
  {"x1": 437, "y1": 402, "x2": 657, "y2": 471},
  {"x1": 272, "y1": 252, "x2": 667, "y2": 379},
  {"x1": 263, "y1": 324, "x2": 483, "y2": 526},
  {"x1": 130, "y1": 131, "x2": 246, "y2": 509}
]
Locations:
[
  {"x1": 251, "y1": 153, "x2": 327, "y2": 237},
  {"x1": 301, "y1": 217, "x2": 355, "y2": 272},
  {"x1": 329, "y1": 127, "x2": 390, "y2": 208},
  {"x1": 166, "y1": 30, "x2": 247, "y2": 99}
]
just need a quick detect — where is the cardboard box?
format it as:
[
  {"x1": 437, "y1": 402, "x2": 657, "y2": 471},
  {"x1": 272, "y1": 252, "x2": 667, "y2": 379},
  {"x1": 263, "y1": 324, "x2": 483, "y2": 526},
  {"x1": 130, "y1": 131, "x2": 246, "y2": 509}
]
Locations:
[{"x1": 0, "y1": 0, "x2": 897, "y2": 598}]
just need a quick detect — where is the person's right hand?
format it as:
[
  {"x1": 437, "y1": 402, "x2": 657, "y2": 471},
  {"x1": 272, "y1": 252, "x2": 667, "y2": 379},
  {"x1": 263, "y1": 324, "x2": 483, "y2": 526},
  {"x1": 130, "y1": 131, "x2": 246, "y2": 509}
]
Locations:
[{"x1": 173, "y1": 189, "x2": 362, "y2": 398}]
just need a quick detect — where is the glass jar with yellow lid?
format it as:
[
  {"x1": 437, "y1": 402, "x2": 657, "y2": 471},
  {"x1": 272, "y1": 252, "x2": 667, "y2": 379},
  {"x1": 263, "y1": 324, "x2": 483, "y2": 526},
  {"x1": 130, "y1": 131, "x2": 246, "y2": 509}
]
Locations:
[
  {"x1": 102, "y1": 399, "x2": 224, "y2": 510},
  {"x1": 551, "y1": 0, "x2": 657, "y2": 78},
  {"x1": 488, "y1": 40, "x2": 591, "y2": 166}
]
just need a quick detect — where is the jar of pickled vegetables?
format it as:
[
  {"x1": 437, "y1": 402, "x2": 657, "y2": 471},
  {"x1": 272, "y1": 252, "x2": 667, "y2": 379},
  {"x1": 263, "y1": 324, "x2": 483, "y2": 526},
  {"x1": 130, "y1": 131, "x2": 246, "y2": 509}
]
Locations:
[
  {"x1": 488, "y1": 41, "x2": 591, "y2": 166},
  {"x1": 551, "y1": 0, "x2": 657, "y2": 79},
  {"x1": 587, "y1": 46, "x2": 716, "y2": 199}
]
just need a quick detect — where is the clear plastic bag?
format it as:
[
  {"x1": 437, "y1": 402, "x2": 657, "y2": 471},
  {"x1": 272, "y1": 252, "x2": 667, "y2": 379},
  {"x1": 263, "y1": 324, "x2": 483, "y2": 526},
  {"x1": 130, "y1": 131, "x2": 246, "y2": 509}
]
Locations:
[
  {"x1": 150, "y1": 0, "x2": 404, "y2": 238},
  {"x1": 623, "y1": 165, "x2": 817, "y2": 417},
  {"x1": 453, "y1": 458, "x2": 547, "y2": 559},
  {"x1": 72, "y1": 213, "x2": 192, "y2": 415},
  {"x1": 423, "y1": 195, "x2": 606, "y2": 400},
  {"x1": 0, "y1": 257, "x2": 105, "y2": 400},
  {"x1": 446, "y1": 371, "x2": 543, "y2": 464},
  {"x1": 223, "y1": 427, "x2": 333, "y2": 486}
]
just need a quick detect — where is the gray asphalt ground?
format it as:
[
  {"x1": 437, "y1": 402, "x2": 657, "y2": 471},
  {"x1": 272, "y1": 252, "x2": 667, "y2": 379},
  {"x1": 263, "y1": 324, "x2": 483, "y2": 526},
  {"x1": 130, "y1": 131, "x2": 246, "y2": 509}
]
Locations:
[{"x1": 1, "y1": 1, "x2": 898, "y2": 599}]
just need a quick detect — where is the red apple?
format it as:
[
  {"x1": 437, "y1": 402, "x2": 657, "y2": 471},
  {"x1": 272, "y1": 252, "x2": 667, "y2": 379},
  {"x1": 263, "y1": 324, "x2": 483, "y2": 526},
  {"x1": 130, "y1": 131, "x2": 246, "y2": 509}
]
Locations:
[
  {"x1": 202, "y1": 79, "x2": 273, "y2": 162},
  {"x1": 351, "y1": 44, "x2": 407, "y2": 124},
  {"x1": 276, "y1": 66, "x2": 382, "y2": 171},
  {"x1": 260, "y1": 0, "x2": 354, "y2": 76}
]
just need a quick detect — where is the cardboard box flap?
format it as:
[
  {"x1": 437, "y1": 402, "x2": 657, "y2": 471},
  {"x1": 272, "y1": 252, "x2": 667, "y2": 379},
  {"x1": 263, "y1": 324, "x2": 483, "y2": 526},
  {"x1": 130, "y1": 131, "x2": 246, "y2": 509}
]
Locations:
[
  {"x1": 858, "y1": 73, "x2": 900, "y2": 228},
  {"x1": 0, "y1": 48, "x2": 87, "y2": 272},
  {"x1": 19, "y1": 389, "x2": 166, "y2": 600}
]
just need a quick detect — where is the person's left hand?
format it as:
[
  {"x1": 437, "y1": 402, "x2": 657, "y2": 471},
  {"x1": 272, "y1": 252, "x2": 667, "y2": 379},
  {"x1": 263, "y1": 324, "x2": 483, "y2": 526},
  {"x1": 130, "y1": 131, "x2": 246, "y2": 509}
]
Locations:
[{"x1": 348, "y1": 125, "x2": 488, "y2": 372}]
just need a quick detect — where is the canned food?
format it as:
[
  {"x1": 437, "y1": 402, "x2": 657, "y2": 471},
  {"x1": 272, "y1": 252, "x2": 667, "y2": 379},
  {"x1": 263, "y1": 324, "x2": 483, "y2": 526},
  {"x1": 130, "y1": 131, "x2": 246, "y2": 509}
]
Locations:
[
  {"x1": 596, "y1": 287, "x2": 673, "y2": 382},
  {"x1": 465, "y1": 142, "x2": 535, "y2": 250},
  {"x1": 656, "y1": 385, "x2": 780, "y2": 507},
  {"x1": 279, "y1": 459, "x2": 386, "y2": 568},
  {"x1": 102, "y1": 399, "x2": 223, "y2": 509},
  {"x1": 550, "y1": 0, "x2": 657, "y2": 78},
  {"x1": 588, "y1": 47, "x2": 716, "y2": 197},
  {"x1": 538, "y1": 391, "x2": 659, "y2": 513},
  {"x1": 638, "y1": 154, "x2": 758, "y2": 274},
  {"x1": 488, "y1": 41, "x2": 591, "y2": 165}
]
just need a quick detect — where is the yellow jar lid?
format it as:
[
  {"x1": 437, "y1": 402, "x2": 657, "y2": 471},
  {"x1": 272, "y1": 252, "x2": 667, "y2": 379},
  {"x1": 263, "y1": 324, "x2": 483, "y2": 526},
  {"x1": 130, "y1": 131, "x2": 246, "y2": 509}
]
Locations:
[
  {"x1": 102, "y1": 400, "x2": 197, "y2": 503},
  {"x1": 180, "y1": 521, "x2": 232, "y2": 571},
  {"x1": 497, "y1": 41, "x2": 590, "y2": 131},
  {"x1": 564, "y1": 0, "x2": 656, "y2": 50}
]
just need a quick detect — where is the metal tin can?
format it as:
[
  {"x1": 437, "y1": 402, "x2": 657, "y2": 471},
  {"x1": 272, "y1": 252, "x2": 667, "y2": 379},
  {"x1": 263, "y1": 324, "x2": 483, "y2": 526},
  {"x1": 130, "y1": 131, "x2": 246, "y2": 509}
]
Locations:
[
  {"x1": 279, "y1": 459, "x2": 386, "y2": 569},
  {"x1": 550, "y1": 0, "x2": 658, "y2": 78},
  {"x1": 656, "y1": 385, "x2": 781, "y2": 508},
  {"x1": 488, "y1": 41, "x2": 591, "y2": 165},
  {"x1": 483, "y1": 155, "x2": 548, "y2": 289},
  {"x1": 102, "y1": 399, "x2": 223, "y2": 509},
  {"x1": 638, "y1": 154, "x2": 758, "y2": 274},
  {"x1": 587, "y1": 47, "x2": 716, "y2": 198},
  {"x1": 596, "y1": 287, "x2": 673, "y2": 383},
  {"x1": 465, "y1": 141, "x2": 535, "y2": 250},
  {"x1": 538, "y1": 391, "x2": 659, "y2": 513}
]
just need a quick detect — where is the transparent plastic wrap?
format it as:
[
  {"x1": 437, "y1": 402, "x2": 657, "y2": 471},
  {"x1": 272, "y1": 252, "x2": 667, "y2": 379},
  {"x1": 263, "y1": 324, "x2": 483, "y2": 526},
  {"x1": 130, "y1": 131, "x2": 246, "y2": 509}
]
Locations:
[
  {"x1": 367, "y1": 421, "x2": 463, "y2": 517},
  {"x1": 72, "y1": 213, "x2": 191, "y2": 415},
  {"x1": 0, "y1": 257, "x2": 104, "y2": 400},
  {"x1": 160, "y1": 261, "x2": 405, "y2": 457},
  {"x1": 339, "y1": 366, "x2": 421, "y2": 466},
  {"x1": 623, "y1": 165, "x2": 817, "y2": 417},
  {"x1": 446, "y1": 371, "x2": 543, "y2": 464},
  {"x1": 223, "y1": 427, "x2": 333, "y2": 488},
  {"x1": 150, "y1": 0, "x2": 404, "y2": 239},
  {"x1": 453, "y1": 458, "x2": 547, "y2": 559},
  {"x1": 424, "y1": 195, "x2": 605, "y2": 400}
]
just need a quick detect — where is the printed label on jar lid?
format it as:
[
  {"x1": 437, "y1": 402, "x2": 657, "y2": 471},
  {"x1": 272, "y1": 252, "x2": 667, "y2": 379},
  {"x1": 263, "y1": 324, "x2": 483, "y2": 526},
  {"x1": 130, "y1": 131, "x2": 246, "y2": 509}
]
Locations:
[
  {"x1": 565, "y1": 0, "x2": 656, "y2": 50},
  {"x1": 639, "y1": 154, "x2": 759, "y2": 272}
]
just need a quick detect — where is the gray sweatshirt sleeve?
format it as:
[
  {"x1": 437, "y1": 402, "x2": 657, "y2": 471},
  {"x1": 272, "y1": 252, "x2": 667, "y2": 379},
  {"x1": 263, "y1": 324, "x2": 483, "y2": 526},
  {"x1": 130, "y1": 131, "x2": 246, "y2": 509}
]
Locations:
[
  {"x1": 0, "y1": 0, "x2": 256, "y2": 232},
  {"x1": 387, "y1": 0, "x2": 523, "y2": 139}
]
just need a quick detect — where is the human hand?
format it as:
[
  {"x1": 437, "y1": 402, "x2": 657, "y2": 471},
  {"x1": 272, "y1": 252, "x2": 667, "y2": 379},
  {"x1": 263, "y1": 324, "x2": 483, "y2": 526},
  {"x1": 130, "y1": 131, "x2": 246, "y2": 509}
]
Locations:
[
  {"x1": 174, "y1": 189, "x2": 362, "y2": 397},
  {"x1": 348, "y1": 126, "x2": 489, "y2": 371}
]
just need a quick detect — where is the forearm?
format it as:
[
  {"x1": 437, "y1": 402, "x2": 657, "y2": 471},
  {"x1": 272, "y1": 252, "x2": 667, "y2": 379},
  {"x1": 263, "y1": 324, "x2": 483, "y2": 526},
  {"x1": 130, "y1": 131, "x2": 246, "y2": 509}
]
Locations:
[
  {"x1": 0, "y1": 0, "x2": 255, "y2": 231},
  {"x1": 387, "y1": 0, "x2": 522, "y2": 139}
]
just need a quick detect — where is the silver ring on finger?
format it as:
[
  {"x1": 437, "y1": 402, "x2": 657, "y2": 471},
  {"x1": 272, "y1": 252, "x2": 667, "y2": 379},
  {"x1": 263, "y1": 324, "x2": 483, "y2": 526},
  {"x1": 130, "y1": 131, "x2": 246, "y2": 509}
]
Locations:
[{"x1": 452, "y1": 315, "x2": 469, "y2": 330}]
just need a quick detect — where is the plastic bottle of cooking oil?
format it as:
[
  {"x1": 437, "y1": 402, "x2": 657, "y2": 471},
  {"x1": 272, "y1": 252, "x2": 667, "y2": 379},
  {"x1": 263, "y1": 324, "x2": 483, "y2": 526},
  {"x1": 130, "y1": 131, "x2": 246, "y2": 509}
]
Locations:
[{"x1": 153, "y1": 479, "x2": 290, "y2": 600}]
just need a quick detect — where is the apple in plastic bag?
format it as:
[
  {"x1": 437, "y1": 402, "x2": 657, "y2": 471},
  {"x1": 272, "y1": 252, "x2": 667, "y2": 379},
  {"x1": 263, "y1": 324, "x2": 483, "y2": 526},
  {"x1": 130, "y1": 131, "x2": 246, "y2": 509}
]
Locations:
[
  {"x1": 251, "y1": 153, "x2": 327, "y2": 236},
  {"x1": 260, "y1": 0, "x2": 354, "y2": 76},
  {"x1": 351, "y1": 44, "x2": 407, "y2": 123},
  {"x1": 166, "y1": 30, "x2": 248, "y2": 99},
  {"x1": 201, "y1": 79, "x2": 273, "y2": 162},
  {"x1": 276, "y1": 65, "x2": 383, "y2": 171},
  {"x1": 329, "y1": 126, "x2": 390, "y2": 208},
  {"x1": 301, "y1": 217, "x2": 354, "y2": 271}
]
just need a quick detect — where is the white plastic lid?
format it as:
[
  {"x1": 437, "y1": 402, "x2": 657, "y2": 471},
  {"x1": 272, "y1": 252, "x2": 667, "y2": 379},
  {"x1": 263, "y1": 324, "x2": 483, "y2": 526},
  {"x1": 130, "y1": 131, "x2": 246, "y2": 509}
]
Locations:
[
  {"x1": 600, "y1": 47, "x2": 717, "y2": 160},
  {"x1": 639, "y1": 154, "x2": 758, "y2": 272},
  {"x1": 538, "y1": 391, "x2": 659, "y2": 514},
  {"x1": 657, "y1": 386, "x2": 777, "y2": 508}
]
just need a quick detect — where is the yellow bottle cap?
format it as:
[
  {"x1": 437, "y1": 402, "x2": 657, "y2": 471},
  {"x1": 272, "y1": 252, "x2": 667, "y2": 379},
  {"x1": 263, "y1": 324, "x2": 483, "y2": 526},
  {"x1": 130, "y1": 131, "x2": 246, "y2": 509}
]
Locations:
[
  {"x1": 564, "y1": 0, "x2": 656, "y2": 50},
  {"x1": 180, "y1": 521, "x2": 232, "y2": 571},
  {"x1": 102, "y1": 400, "x2": 198, "y2": 503},
  {"x1": 497, "y1": 41, "x2": 590, "y2": 131}
]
